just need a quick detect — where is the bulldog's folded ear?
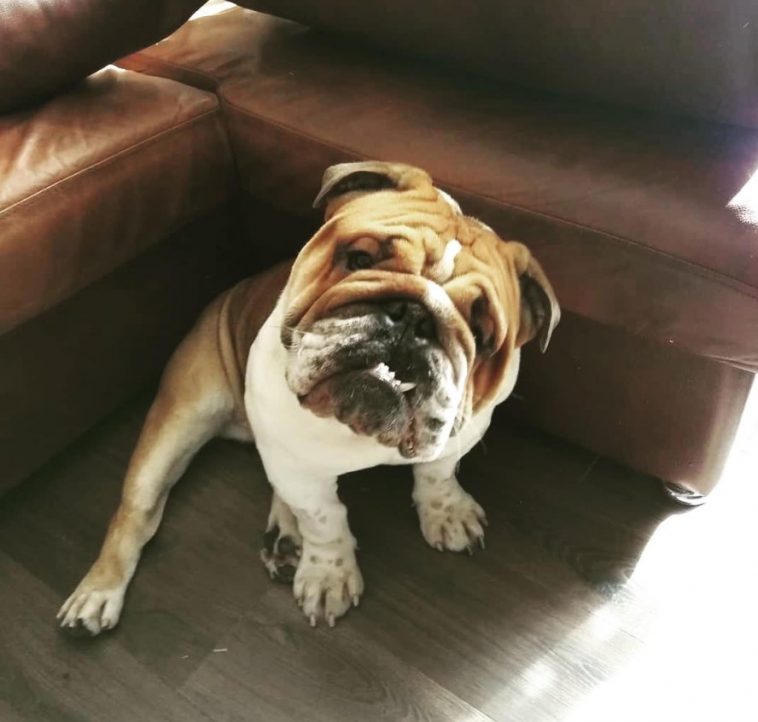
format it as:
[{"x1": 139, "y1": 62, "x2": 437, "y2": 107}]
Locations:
[
  {"x1": 510, "y1": 243, "x2": 561, "y2": 352},
  {"x1": 313, "y1": 161, "x2": 432, "y2": 213}
]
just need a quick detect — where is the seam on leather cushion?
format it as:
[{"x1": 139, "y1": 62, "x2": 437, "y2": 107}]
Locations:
[
  {"x1": 117, "y1": 53, "x2": 220, "y2": 92},
  {"x1": 0, "y1": 106, "x2": 220, "y2": 217}
]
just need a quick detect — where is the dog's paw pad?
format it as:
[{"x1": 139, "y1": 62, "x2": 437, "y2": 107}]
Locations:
[{"x1": 261, "y1": 524, "x2": 302, "y2": 584}]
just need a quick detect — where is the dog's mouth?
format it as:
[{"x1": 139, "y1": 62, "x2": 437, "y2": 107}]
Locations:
[
  {"x1": 369, "y1": 361, "x2": 418, "y2": 394},
  {"x1": 365, "y1": 361, "x2": 420, "y2": 457},
  {"x1": 298, "y1": 361, "x2": 423, "y2": 458}
]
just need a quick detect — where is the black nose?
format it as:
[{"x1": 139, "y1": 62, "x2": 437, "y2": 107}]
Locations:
[{"x1": 381, "y1": 300, "x2": 436, "y2": 341}]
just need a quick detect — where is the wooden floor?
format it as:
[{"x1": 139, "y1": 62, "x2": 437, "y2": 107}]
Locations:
[{"x1": 1, "y1": 390, "x2": 756, "y2": 722}]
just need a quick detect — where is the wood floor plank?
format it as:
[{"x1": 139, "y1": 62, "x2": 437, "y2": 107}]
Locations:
[
  {"x1": 0, "y1": 551, "x2": 211, "y2": 722},
  {"x1": 180, "y1": 595, "x2": 495, "y2": 722}
]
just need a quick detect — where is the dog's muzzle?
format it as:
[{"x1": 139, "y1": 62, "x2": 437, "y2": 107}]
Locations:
[{"x1": 287, "y1": 299, "x2": 462, "y2": 459}]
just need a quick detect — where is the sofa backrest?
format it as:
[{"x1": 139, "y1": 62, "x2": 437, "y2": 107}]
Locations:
[
  {"x1": 240, "y1": 0, "x2": 758, "y2": 129},
  {"x1": 0, "y1": 0, "x2": 204, "y2": 114}
]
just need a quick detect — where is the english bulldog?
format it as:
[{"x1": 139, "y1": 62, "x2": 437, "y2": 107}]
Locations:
[{"x1": 57, "y1": 161, "x2": 559, "y2": 633}]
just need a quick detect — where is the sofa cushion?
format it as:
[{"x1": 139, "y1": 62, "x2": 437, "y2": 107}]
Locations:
[
  {"x1": 0, "y1": 0, "x2": 204, "y2": 114},
  {"x1": 239, "y1": 0, "x2": 758, "y2": 130},
  {"x1": 119, "y1": 1, "x2": 248, "y2": 91},
  {"x1": 121, "y1": 8, "x2": 758, "y2": 372},
  {"x1": 0, "y1": 67, "x2": 235, "y2": 334}
]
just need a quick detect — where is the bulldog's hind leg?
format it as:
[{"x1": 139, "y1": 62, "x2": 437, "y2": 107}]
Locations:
[
  {"x1": 261, "y1": 492, "x2": 303, "y2": 583},
  {"x1": 58, "y1": 304, "x2": 238, "y2": 635}
]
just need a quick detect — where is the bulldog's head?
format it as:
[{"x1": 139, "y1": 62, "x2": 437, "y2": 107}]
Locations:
[{"x1": 281, "y1": 161, "x2": 559, "y2": 461}]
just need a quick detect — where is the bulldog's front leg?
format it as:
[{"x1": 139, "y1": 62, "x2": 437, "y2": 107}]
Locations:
[
  {"x1": 267, "y1": 473, "x2": 363, "y2": 627},
  {"x1": 413, "y1": 455, "x2": 487, "y2": 553}
]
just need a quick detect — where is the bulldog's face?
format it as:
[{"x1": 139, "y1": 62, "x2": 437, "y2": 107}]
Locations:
[{"x1": 281, "y1": 161, "x2": 559, "y2": 461}]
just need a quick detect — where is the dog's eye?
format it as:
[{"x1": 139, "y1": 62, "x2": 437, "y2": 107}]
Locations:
[{"x1": 345, "y1": 250, "x2": 374, "y2": 271}]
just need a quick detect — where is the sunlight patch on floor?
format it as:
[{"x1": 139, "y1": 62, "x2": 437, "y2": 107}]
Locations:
[
  {"x1": 565, "y1": 378, "x2": 758, "y2": 722},
  {"x1": 520, "y1": 660, "x2": 558, "y2": 698},
  {"x1": 584, "y1": 606, "x2": 621, "y2": 643}
]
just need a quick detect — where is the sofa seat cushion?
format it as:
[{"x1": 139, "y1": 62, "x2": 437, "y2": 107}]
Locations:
[
  {"x1": 122, "y1": 8, "x2": 758, "y2": 371},
  {"x1": 0, "y1": 67, "x2": 234, "y2": 334}
]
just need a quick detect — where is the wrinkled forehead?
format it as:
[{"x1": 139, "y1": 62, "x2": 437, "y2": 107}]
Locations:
[
  {"x1": 281, "y1": 179, "x2": 523, "y2": 366},
  {"x1": 326, "y1": 186, "x2": 503, "y2": 282}
]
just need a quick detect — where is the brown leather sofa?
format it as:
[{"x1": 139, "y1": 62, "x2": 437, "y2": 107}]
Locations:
[{"x1": 2, "y1": 0, "x2": 757, "y2": 500}]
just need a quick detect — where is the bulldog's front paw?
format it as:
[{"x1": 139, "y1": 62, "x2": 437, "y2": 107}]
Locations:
[
  {"x1": 415, "y1": 489, "x2": 487, "y2": 553},
  {"x1": 293, "y1": 541, "x2": 364, "y2": 627},
  {"x1": 57, "y1": 576, "x2": 126, "y2": 636}
]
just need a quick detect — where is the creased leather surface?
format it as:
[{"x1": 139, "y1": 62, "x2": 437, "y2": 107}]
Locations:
[
  {"x1": 0, "y1": 67, "x2": 235, "y2": 334},
  {"x1": 0, "y1": 0, "x2": 204, "y2": 113},
  {"x1": 119, "y1": 0, "x2": 251, "y2": 90},
  {"x1": 241, "y1": 0, "x2": 758, "y2": 129},
  {"x1": 121, "y1": 8, "x2": 758, "y2": 370}
]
